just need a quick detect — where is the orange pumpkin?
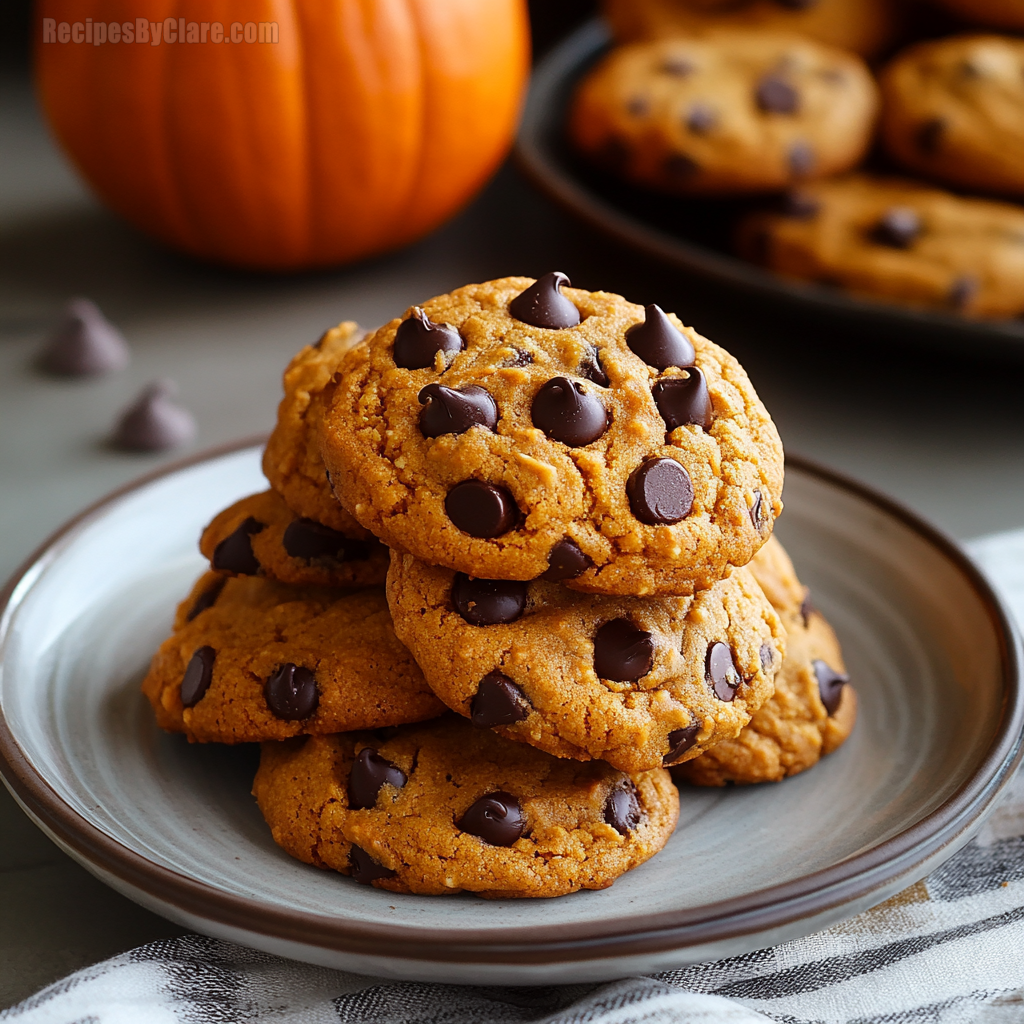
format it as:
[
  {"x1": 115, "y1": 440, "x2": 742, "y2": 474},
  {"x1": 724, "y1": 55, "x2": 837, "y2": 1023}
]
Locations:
[{"x1": 36, "y1": 1, "x2": 530, "y2": 270}]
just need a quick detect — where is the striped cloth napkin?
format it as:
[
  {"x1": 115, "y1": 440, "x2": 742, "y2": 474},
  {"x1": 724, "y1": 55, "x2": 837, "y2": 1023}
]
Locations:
[{"x1": 4, "y1": 530, "x2": 1024, "y2": 1024}]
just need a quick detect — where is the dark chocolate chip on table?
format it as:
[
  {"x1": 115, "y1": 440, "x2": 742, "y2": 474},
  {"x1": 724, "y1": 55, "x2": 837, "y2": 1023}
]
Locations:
[
  {"x1": 509, "y1": 272, "x2": 580, "y2": 329},
  {"x1": 264, "y1": 663, "x2": 319, "y2": 720},
  {"x1": 593, "y1": 618, "x2": 654, "y2": 682},
  {"x1": 213, "y1": 517, "x2": 265, "y2": 575},
  {"x1": 457, "y1": 792, "x2": 525, "y2": 846},
  {"x1": 652, "y1": 369, "x2": 713, "y2": 432},
  {"x1": 872, "y1": 207, "x2": 921, "y2": 249},
  {"x1": 627, "y1": 458, "x2": 694, "y2": 525},
  {"x1": 283, "y1": 519, "x2": 369, "y2": 562},
  {"x1": 604, "y1": 779, "x2": 642, "y2": 835},
  {"x1": 625, "y1": 305, "x2": 695, "y2": 370},
  {"x1": 350, "y1": 845, "x2": 395, "y2": 884},
  {"x1": 111, "y1": 379, "x2": 196, "y2": 452},
  {"x1": 664, "y1": 723, "x2": 700, "y2": 765},
  {"x1": 39, "y1": 298, "x2": 130, "y2": 377},
  {"x1": 756, "y1": 74, "x2": 799, "y2": 114},
  {"x1": 540, "y1": 538, "x2": 592, "y2": 581},
  {"x1": 451, "y1": 574, "x2": 528, "y2": 626},
  {"x1": 814, "y1": 659, "x2": 848, "y2": 715},
  {"x1": 392, "y1": 306, "x2": 463, "y2": 370},
  {"x1": 445, "y1": 480, "x2": 519, "y2": 538},
  {"x1": 418, "y1": 383, "x2": 498, "y2": 438},
  {"x1": 471, "y1": 673, "x2": 531, "y2": 727},
  {"x1": 186, "y1": 577, "x2": 225, "y2": 622},
  {"x1": 531, "y1": 376, "x2": 609, "y2": 446},
  {"x1": 707, "y1": 642, "x2": 741, "y2": 702},
  {"x1": 348, "y1": 748, "x2": 407, "y2": 810},
  {"x1": 180, "y1": 646, "x2": 215, "y2": 707}
]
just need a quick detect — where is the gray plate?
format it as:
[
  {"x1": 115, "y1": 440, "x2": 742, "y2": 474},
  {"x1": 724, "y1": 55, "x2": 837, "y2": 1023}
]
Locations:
[
  {"x1": 0, "y1": 441, "x2": 1021, "y2": 984},
  {"x1": 515, "y1": 21, "x2": 1024, "y2": 357}
]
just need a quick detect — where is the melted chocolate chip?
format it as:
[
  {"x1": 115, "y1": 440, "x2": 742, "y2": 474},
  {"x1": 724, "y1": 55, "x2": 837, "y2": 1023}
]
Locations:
[
  {"x1": 916, "y1": 117, "x2": 946, "y2": 155},
  {"x1": 264, "y1": 663, "x2": 319, "y2": 720},
  {"x1": 180, "y1": 646, "x2": 215, "y2": 707},
  {"x1": 750, "y1": 489, "x2": 769, "y2": 534},
  {"x1": 283, "y1": 519, "x2": 369, "y2": 562},
  {"x1": 111, "y1": 379, "x2": 196, "y2": 452},
  {"x1": 457, "y1": 792, "x2": 525, "y2": 846},
  {"x1": 814, "y1": 659, "x2": 848, "y2": 715},
  {"x1": 707, "y1": 642, "x2": 741, "y2": 702},
  {"x1": 451, "y1": 574, "x2": 528, "y2": 626},
  {"x1": 348, "y1": 748, "x2": 407, "y2": 810},
  {"x1": 418, "y1": 383, "x2": 498, "y2": 438},
  {"x1": 604, "y1": 780, "x2": 642, "y2": 835},
  {"x1": 212, "y1": 517, "x2": 265, "y2": 575},
  {"x1": 789, "y1": 142, "x2": 816, "y2": 176},
  {"x1": 686, "y1": 102, "x2": 717, "y2": 134},
  {"x1": 350, "y1": 845, "x2": 395, "y2": 884},
  {"x1": 760, "y1": 642, "x2": 775, "y2": 669},
  {"x1": 186, "y1": 578, "x2": 225, "y2": 622},
  {"x1": 949, "y1": 276, "x2": 978, "y2": 310},
  {"x1": 627, "y1": 458, "x2": 694, "y2": 525},
  {"x1": 593, "y1": 618, "x2": 654, "y2": 682},
  {"x1": 40, "y1": 298, "x2": 130, "y2": 377},
  {"x1": 652, "y1": 369, "x2": 713, "y2": 432},
  {"x1": 781, "y1": 190, "x2": 821, "y2": 219},
  {"x1": 509, "y1": 272, "x2": 580, "y2": 329},
  {"x1": 757, "y1": 74, "x2": 799, "y2": 114},
  {"x1": 625, "y1": 305, "x2": 695, "y2": 370},
  {"x1": 664, "y1": 153, "x2": 700, "y2": 179},
  {"x1": 392, "y1": 307, "x2": 463, "y2": 370},
  {"x1": 444, "y1": 480, "x2": 519, "y2": 538},
  {"x1": 872, "y1": 207, "x2": 921, "y2": 249},
  {"x1": 579, "y1": 346, "x2": 608, "y2": 387},
  {"x1": 661, "y1": 56, "x2": 694, "y2": 77},
  {"x1": 531, "y1": 376, "x2": 609, "y2": 446},
  {"x1": 501, "y1": 349, "x2": 533, "y2": 367},
  {"x1": 664, "y1": 724, "x2": 700, "y2": 765},
  {"x1": 540, "y1": 538, "x2": 592, "y2": 581},
  {"x1": 470, "y1": 673, "x2": 531, "y2": 727}
]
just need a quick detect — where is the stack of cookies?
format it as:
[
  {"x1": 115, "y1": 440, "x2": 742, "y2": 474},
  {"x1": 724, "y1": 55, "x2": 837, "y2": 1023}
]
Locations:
[{"x1": 142, "y1": 274, "x2": 855, "y2": 899}]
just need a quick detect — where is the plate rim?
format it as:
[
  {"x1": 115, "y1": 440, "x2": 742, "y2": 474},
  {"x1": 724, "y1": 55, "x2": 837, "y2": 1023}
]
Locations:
[{"x1": 0, "y1": 438, "x2": 1021, "y2": 966}]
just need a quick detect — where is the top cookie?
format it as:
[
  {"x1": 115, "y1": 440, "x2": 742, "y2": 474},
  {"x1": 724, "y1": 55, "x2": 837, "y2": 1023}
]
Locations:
[
  {"x1": 880, "y1": 35, "x2": 1024, "y2": 199},
  {"x1": 317, "y1": 275, "x2": 784, "y2": 596}
]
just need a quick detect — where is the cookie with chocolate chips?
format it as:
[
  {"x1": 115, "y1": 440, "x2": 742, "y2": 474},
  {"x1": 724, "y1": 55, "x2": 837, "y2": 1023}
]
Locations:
[
  {"x1": 568, "y1": 34, "x2": 878, "y2": 196},
  {"x1": 386, "y1": 550, "x2": 785, "y2": 774},
  {"x1": 880, "y1": 35, "x2": 1024, "y2": 200},
  {"x1": 143, "y1": 572, "x2": 443, "y2": 743},
  {"x1": 737, "y1": 173, "x2": 1024, "y2": 317},
  {"x1": 317, "y1": 275, "x2": 784, "y2": 596},
  {"x1": 252, "y1": 715, "x2": 678, "y2": 897},
  {"x1": 199, "y1": 489, "x2": 389, "y2": 588},
  {"x1": 673, "y1": 536, "x2": 856, "y2": 786}
]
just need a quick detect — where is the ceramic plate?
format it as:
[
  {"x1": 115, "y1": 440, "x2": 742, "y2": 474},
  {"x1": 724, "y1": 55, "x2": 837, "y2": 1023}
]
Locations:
[
  {"x1": 0, "y1": 441, "x2": 1021, "y2": 984},
  {"x1": 515, "y1": 21, "x2": 1024, "y2": 356}
]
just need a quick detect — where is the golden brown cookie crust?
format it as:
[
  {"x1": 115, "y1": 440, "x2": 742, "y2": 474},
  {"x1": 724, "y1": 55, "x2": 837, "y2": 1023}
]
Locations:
[
  {"x1": 199, "y1": 489, "x2": 389, "y2": 588},
  {"x1": 252, "y1": 716, "x2": 679, "y2": 898},
  {"x1": 387, "y1": 552, "x2": 785, "y2": 774},
  {"x1": 143, "y1": 573, "x2": 444, "y2": 743},
  {"x1": 318, "y1": 277, "x2": 784, "y2": 596},
  {"x1": 262, "y1": 321, "x2": 370, "y2": 534},
  {"x1": 569, "y1": 35, "x2": 878, "y2": 196},
  {"x1": 737, "y1": 174, "x2": 1024, "y2": 318}
]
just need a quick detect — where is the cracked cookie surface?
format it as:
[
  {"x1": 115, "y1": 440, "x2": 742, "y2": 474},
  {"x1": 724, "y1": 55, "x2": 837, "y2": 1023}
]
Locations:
[{"x1": 252, "y1": 715, "x2": 678, "y2": 898}]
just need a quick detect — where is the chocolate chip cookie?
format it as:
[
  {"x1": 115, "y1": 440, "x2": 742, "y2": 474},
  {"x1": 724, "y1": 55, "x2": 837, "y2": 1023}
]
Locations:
[
  {"x1": 143, "y1": 573, "x2": 444, "y2": 743},
  {"x1": 199, "y1": 489, "x2": 389, "y2": 588},
  {"x1": 674, "y1": 536, "x2": 855, "y2": 785},
  {"x1": 262, "y1": 320, "x2": 370, "y2": 534},
  {"x1": 569, "y1": 35, "x2": 878, "y2": 196},
  {"x1": 252, "y1": 715, "x2": 679, "y2": 897},
  {"x1": 880, "y1": 35, "x2": 1024, "y2": 199},
  {"x1": 933, "y1": 0, "x2": 1024, "y2": 32},
  {"x1": 317, "y1": 276, "x2": 784, "y2": 597},
  {"x1": 386, "y1": 550, "x2": 784, "y2": 774},
  {"x1": 602, "y1": 0, "x2": 899, "y2": 59},
  {"x1": 737, "y1": 174, "x2": 1024, "y2": 318}
]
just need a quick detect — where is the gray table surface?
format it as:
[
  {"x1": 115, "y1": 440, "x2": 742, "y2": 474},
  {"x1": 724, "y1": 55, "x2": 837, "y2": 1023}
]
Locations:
[{"x1": 3, "y1": 64, "x2": 1024, "y2": 1009}]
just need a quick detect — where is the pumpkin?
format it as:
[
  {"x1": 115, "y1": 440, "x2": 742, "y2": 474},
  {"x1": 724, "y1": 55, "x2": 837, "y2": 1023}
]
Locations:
[{"x1": 35, "y1": 1, "x2": 530, "y2": 270}]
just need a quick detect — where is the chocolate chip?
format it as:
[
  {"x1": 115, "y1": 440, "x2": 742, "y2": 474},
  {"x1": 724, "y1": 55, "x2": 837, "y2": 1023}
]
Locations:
[
  {"x1": 509, "y1": 272, "x2": 580, "y2": 329},
  {"x1": 501, "y1": 349, "x2": 533, "y2": 367},
  {"x1": 916, "y1": 117, "x2": 946, "y2": 155},
  {"x1": 593, "y1": 618, "x2": 654, "y2": 682},
  {"x1": 470, "y1": 673, "x2": 531, "y2": 727},
  {"x1": 757, "y1": 74, "x2": 799, "y2": 114},
  {"x1": 531, "y1": 376, "x2": 609, "y2": 446},
  {"x1": 579, "y1": 346, "x2": 608, "y2": 387},
  {"x1": 664, "y1": 724, "x2": 699, "y2": 765},
  {"x1": 814, "y1": 659, "x2": 848, "y2": 715},
  {"x1": 348, "y1": 748, "x2": 407, "y2": 810},
  {"x1": 39, "y1": 298, "x2": 130, "y2": 377},
  {"x1": 418, "y1": 383, "x2": 498, "y2": 438},
  {"x1": 789, "y1": 142, "x2": 815, "y2": 176},
  {"x1": 949, "y1": 276, "x2": 978, "y2": 310},
  {"x1": 186, "y1": 578, "x2": 225, "y2": 622},
  {"x1": 781, "y1": 190, "x2": 820, "y2": 219},
  {"x1": 707, "y1": 642, "x2": 741, "y2": 702},
  {"x1": 212, "y1": 517, "x2": 265, "y2": 575},
  {"x1": 283, "y1": 519, "x2": 369, "y2": 562},
  {"x1": 627, "y1": 96, "x2": 649, "y2": 117},
  {"x1": 604, "y1": 779, "x2": 642, "y2": 835},
  {"x1": 392, "y1": 307, "x2": 463, "y2": 370},
  {"x1": 750, "y1": 489, "x2": 769, "y2": 534},
  {"x1": 457, "y1": 792, "x2": 525, "y2": 846},
  {"x1": 625, "y1": 305, "x2": 695, "y2": 370},
  {"x1": 760, "y1": 642, "x2": 775, "y2": 669},
  {"x1": 872, "y1": 207, "x2": 921, "y2": 249},
  {"x1": 451, "y1": 574, "x2": 528, "y2": 626},
  {"x1": 264, "y1": 663, "x2": 319, "y2": 720},
  {"x1": 661, "y1": 56, "x2": 694, "y2": 77},
  {"x1": 350, "y1": 845, "x2": 395, "y2": 884},
  {"x1": 627, "y1": 458, "x2": 693, "y2": 525},
  {"x1": 540, "y1": 538, "x2": 592, "y2": 581},
  {"x1": 444, "y1": 480, "x2": 519, "y2": 538},
  {"x1": 111, "y1": 379, "x2": 196, "y2": 452},
  {"x1": 800, "y1": 594, "x2": 814, "y2": 627},
  {"x1": 180, "y1": 646, "x2": 215, "y2": 707},
  {"x1": 652, "y1": 369, "x2": 713, "y2": 432},
  {"x1": 664, "y1": 153, "x2": 700, "y2": 180},
  {"x1": 686, "y1": 102, "x2": 717, "y2": 134}
]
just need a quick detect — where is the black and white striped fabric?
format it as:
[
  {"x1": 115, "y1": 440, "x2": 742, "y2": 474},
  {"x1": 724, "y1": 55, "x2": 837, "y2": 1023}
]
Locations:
[{"x1": 4, "y1": 533, "x2": 1023, "y2": 1024}]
